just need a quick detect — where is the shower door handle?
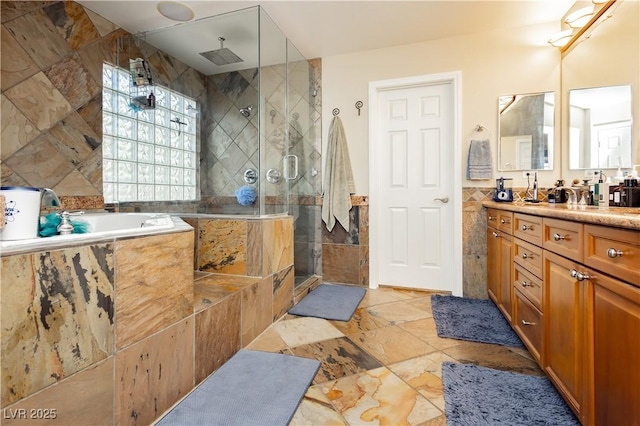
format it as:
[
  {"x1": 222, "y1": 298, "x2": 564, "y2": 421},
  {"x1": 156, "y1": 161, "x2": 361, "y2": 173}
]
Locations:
[{"x1": 284, "y1": 155, "x2": 299, "y2": 180}]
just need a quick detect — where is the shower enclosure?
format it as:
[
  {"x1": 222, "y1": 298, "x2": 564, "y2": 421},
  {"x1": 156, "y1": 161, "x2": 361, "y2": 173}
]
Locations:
[{"x1": 113, "y1": 7, "x2": 321, "y2": 287}]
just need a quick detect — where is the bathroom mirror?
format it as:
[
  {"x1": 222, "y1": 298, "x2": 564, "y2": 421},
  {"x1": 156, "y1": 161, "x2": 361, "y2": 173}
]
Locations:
[
  {"x1": 562, "y1": 0, "x2": 639, "y2": 171},
  {"x1": 568, "y1": 85, "x2": 632, "y2": 169},
  {"x1": 498, "y1": 92, "x2": 555, "y2": 171}
]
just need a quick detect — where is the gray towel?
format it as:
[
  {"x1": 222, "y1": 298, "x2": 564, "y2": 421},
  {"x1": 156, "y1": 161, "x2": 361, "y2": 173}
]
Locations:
[
  {"x1": 467, "y1": 139, "x2": 492, "y2": 180},
  {"x1": 322, "y1": 116, "x2": 355, "y2": 232}
]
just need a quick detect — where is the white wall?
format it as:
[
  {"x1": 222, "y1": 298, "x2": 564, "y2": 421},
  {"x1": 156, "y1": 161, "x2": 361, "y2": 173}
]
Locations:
[{"x1": 322, "y1": 21, "x2": 562, "y2": 195}]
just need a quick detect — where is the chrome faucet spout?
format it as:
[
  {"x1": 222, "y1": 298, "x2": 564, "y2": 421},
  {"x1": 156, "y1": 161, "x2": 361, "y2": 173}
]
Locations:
[
  {"x1": 41, "y1": 188, "x2": 61, "y2": 209},
  {"x1": 556, "y1": 186, "x2": 578, "y2": 204}
]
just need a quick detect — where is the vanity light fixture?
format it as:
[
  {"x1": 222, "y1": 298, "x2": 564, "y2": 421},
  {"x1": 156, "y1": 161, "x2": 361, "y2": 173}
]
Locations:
[
  {"x1": 547, "y1": 29, "x2": 574, "y2": 47},
  {"x1": 592, "y1": 0, "x2": 608, "y2": 4},
  {"x1": 157, "y1": 1, "x2": 194, "y2": 22},
  {"x1": 564, "y1": 5, "x2": 595, "y2": 28}
]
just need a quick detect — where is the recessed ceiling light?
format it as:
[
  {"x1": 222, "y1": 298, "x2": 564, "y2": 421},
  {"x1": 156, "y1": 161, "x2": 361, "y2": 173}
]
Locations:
[{"x1": 157, "y1": 1, "x2": 194, "y2": 22}]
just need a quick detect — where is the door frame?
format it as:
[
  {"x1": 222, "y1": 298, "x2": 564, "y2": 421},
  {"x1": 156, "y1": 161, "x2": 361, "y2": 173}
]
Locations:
[{"x1": 368, "y1": 71, "x2": 463, "y2": 296}]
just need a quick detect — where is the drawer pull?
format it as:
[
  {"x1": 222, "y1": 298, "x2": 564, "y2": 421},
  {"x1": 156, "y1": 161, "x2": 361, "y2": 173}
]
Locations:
[
  {"x1": 570, "y1": 269, "x2": 590, "y2": 281},
  {"x1": 520, "y1": 281, "x2": 531, "y2": 287},
  {"x1": 607, "y1": 248, "x2": 624, "y2": 258},
  {"x1": 521, "y1": 320, "x2": 536, "y2": 326},
  {"x1": 521, "y1": 224, "x2": 533, "y2": 231},
  {"x1": 488, "y1": 215, "x2": 495, "y2": 221},
  {"x1": 522, "y1": 253, "x2": 532, "y2": 259},
  {"x1": 492, "y1": 231, "x2": 500, "y2": 238},
  {"x1": 553, "y1": 233, "x2": 566, "y2": 241},
  {"x1": 500, "y1": 218, "x2": 510, "y2": 224}
]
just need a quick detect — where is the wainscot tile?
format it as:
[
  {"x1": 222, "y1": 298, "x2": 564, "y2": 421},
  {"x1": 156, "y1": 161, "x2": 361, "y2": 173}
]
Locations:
[
  {"x1": 1, "y1": 357, "x2": 115, "y2": 426},
  {"x1": 195, "y1": 291, "x2": 241, "y2": 383},
  {"x1": 115, "y1": 231, "x2": 193, "y2": 349},
  {"x1": 1, "y1": 244, "x2": 115, "y2": 406},
  {"x1": 116, "y1": 317, "x2": 194, "y2": 426}
]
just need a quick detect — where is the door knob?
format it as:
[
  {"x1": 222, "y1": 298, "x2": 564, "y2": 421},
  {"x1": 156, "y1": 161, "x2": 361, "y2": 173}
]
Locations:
[{"x1": 433, "y1": 197, "x2": 449, "y2": 203}]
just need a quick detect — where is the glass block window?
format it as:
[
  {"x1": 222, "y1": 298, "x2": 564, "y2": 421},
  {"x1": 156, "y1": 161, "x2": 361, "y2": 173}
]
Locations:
[{"x1": 102, "y1": 63, "x2": 198, "y2": 202}]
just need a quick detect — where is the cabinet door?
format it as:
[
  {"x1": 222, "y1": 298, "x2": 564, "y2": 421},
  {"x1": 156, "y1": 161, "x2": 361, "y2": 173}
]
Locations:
[
  {"x1": 592, "y1": 274, "x2": 640, "y2": 426},
  {"x1": 487, "y1": 227, "x2": 513, "y2": 322},
  {"x1": 487, "y1": 227, "x2": 500, "y2": 303},
  {"x1": 498, "y1": 232, "x2": 513, "y2": 323},
  {"x1": 543, "y1": 251, "x2": 589, "y2": 422}
]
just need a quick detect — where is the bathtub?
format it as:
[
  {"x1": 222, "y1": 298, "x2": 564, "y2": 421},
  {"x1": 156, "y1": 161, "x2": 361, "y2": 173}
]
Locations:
[{"x1": 0, "y1": 213, "x2": 190, "y2": 256}]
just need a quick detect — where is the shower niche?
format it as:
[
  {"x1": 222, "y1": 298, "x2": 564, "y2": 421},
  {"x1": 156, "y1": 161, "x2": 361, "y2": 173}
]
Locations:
[{"x1": 114, "y1": 6, "x2": 322, "y2": 286}]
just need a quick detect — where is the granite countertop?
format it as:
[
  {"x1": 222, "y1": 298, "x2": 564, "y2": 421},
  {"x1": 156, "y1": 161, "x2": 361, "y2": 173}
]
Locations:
[{"x1": 482, "y1": 201, "x2": 640, "y2": 231}]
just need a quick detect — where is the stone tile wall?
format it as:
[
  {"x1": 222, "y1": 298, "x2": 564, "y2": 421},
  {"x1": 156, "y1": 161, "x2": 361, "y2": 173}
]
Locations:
[
  {"x1": 321, "y1": 196, "x2": 369, "y2": 287},
  {"x1": 1, "y1": 1, "x2": 120, "y2": 194}
]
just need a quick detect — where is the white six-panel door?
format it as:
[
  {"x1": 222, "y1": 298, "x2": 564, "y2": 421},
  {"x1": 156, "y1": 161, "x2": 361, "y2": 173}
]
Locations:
[{"x1": 370, "y1": 74, "x2": 461, "y2": 295}]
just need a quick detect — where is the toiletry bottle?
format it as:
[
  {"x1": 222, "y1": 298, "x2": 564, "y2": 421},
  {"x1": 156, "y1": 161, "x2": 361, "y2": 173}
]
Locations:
[{"x1": 148, "y1": 91, "x2": 156, "y2": 108}]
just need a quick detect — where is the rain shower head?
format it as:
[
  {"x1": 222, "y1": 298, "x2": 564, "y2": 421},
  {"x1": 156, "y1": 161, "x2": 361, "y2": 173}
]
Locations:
[
  {"x1": 199, "y1": 37, "x2": 243, "y2": 66},
  {"x1": 239, "y1": 105, "x2": 253, "y2": 118}
]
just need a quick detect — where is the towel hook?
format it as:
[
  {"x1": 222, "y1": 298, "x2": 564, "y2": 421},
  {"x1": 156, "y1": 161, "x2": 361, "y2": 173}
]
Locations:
[
  {"x1": 474, "y1": 124, "x2": 486, "y2": 132},
  {"x1": 355, "y1": 101, "x2": 363, "y2": 116},
  {"x1": 332, "y1": 108, "x2": 340, "y2": 116},
  {"x1": 292, "y1": 112, "x2": 299, "y2": 120}
]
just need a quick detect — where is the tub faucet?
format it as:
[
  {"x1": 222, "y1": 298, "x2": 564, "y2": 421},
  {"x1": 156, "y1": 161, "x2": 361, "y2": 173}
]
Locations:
[{"x1": 41, "y1": 188, "x2": 61, "y2": 210}]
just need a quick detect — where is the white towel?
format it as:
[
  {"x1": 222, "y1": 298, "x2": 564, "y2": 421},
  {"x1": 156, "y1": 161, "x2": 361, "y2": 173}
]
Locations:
[
  {"x1": 322, "y1": 116, "x2": 355, "y2": 232},
  {"x1": 467, "y1": 139, "x2": 493, "y2": 180}
]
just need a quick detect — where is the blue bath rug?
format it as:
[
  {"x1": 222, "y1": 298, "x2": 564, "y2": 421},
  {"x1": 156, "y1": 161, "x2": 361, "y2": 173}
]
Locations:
[
  {"x1": 288, "y1": 283, "x2": 366, "y2": 321},
  {"x1": 156, "y1": 349, "x2": 320, "y2": 426},
  {"x1": 442, "y1": 362, "x2": 579, "y2": 425},
  {"x1": 431, "y1": 294, "x2": 524, "y2": 347}
]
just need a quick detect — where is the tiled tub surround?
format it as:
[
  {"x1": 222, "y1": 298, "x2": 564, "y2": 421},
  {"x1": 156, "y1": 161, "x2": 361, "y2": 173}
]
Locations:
[
  {"x1": 0, "y1": 213, "x2": 298, "y2": 425},
  {"x1": 181, "y1": 214, "x2": 296, "y2": 321}
]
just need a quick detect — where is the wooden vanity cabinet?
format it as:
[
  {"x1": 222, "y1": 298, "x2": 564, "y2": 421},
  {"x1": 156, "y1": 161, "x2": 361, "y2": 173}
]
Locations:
[
  {"x1": 485, "y1": 204, "x2": 640, "y2": 426},
  {"x1": 591, "y1": 273, "x2": 640, "y2": 426},
  {"x1": 543, "y1": 250, "x2": 590, "y2": 423},
  {"x1": 486, "y1": 209, "x2": 513, "y2": 321}
]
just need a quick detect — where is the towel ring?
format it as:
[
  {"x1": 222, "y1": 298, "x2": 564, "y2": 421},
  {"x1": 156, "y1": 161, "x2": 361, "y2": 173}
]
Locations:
[
  {"x1": 332, "y1": 108, "x2": 340, "y2": 116},
  {"x1": 473, "y1": 124, "x2": 491, "y2": 138}
]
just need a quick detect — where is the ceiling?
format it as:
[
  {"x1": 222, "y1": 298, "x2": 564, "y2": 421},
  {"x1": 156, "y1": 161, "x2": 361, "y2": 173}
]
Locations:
[{"x1": 78, "y1": 1, "x2": 574, "y2": 74}]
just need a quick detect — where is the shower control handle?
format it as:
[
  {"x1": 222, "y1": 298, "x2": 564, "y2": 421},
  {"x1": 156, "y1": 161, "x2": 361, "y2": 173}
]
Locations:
[{"x1": 284, "y1": 155, "x2": 299, "y2": 180}]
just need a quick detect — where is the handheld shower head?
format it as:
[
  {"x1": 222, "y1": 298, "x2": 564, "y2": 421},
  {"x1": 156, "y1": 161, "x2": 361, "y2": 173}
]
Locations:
[{"x1": 239, "y1": 105, "x2": 253, "y2": 118}]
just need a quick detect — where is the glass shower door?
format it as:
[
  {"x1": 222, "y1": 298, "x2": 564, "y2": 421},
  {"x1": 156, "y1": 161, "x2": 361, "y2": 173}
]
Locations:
[
  {"x1": 287, "y1": 40, "x2": 321, "y2": 286},
  {"x1": 259, "y1": 9, "x2": 288, "y2": 215}
]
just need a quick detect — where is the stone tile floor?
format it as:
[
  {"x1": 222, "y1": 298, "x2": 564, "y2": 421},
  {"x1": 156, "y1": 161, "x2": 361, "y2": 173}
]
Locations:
[{"x1": 247, "y1": 286, "x2": 543, "y2": 425}]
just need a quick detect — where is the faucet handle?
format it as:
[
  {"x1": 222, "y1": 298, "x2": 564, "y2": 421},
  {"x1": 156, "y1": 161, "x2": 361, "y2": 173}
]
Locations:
[{"x1": 56, "y1": 211, "x2": 84, "y2": 235}]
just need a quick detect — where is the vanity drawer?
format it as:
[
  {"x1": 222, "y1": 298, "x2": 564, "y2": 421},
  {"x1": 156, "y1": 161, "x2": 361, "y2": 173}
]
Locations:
[
  {"x1": 514, "y1": 213, "x2": 543, "y2": 246},
  {"x1": 514, "y1": 262, "x2": 543, "y2": 311},
  {"x1": 487, "y1": 208, "x2": 513, "y2": 235},
  {"x1": 514, "y1": 288, "x2": 543, "y2": 363},
  {"x1": 584, "y1": 225, "x2": 640, "y2": 287},
  {"x1": 514, "y1": 238, "x2": 543, "y2": 279},
  {"x1": 543, "y1": 218, "x2": 583, "y2": 261}
]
